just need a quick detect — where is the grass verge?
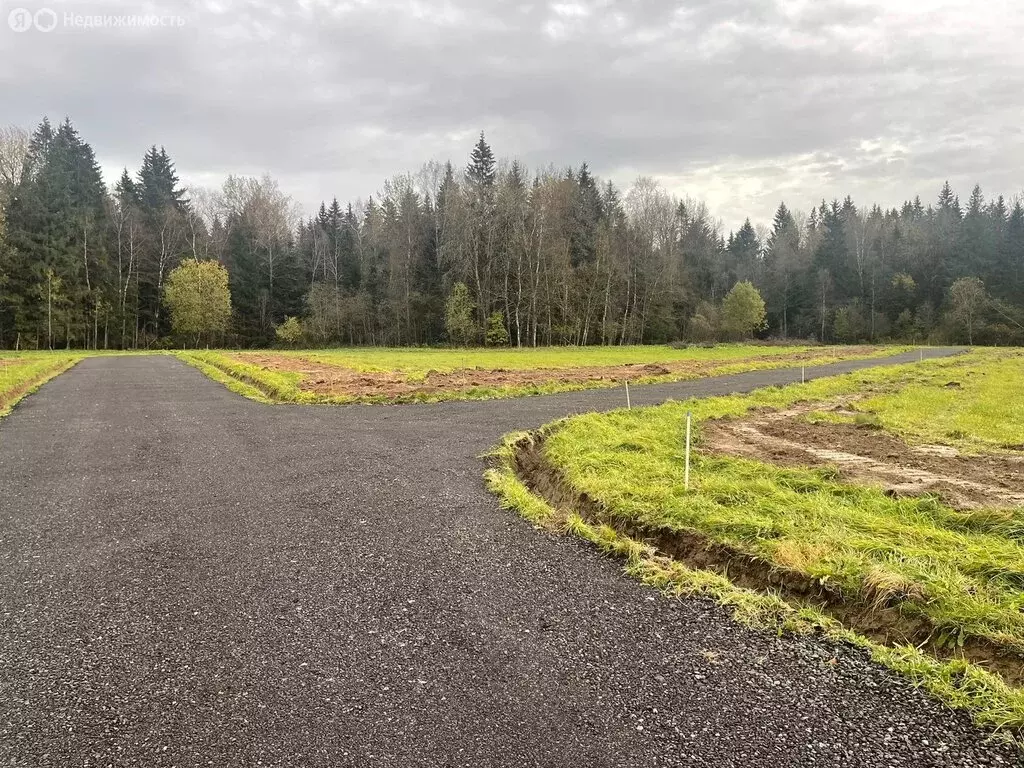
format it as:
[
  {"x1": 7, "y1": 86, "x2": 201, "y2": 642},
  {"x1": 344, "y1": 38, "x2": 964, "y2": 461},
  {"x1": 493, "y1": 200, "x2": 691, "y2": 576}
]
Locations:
[
  {"x1": 0, "y1": 352, "x2": 82, "y2": 418},
  {"x1": 486, "y1": 349, "x2": 1024, "y2": 736},
  {"x1": 174, "y1": 351, "x2": 278, "y2": 403}
]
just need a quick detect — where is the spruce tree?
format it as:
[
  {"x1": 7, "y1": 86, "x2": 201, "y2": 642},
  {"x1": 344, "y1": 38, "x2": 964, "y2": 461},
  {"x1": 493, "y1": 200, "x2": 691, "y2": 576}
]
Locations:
[
  {"x1": 729, "y1": 219, "x2": 760, "y2": 267},
  {"x1": 134, "y1": 145, "x2": 190, "y2": 338},
  {"x1": 465, "y1": 132, "x2": 495, "y2": 189},
  {"x1": 570, "y1": 162, "x2": 602, "y2": 267},
  {"x1": 115, "y1": 168, "x2": 139, "y2": 207},
  {"x1": 1007, "y1": 202, "x2": 1024, "y2": 301},
  {"x1": 764, "y1": 202, "x2": 802, "y2": 336},
  {"x1": 3, "y1": 118, "x2": 109, "y2": 347},
  {"x1": 137, "y1": 146, "x2": 186, "y2": 213}
]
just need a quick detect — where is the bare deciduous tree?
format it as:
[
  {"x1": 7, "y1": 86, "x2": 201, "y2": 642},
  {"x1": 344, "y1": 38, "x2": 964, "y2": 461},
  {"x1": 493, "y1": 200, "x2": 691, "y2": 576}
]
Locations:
[{"x1": 0, "y1": 125, "x2": 29, "y2": 205}]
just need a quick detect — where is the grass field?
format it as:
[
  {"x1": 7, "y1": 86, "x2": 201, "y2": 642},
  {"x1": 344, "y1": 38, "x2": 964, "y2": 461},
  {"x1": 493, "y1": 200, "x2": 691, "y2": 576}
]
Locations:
[
  {"x1": 809, "y1": 359, "x2": 1024, "y2": 451},
  {"x1": 228, "y1": 344, "x2": 892, "y2": 373},
  {"x1": 0, "y1": 352, "x2": 81, "y2": 418},
  {"x1": 177, "y1": 344, "x2": 910, "y2": 404},
  {"x1": 487, "y1": 349, "x2": 1024, "y2": 734}
]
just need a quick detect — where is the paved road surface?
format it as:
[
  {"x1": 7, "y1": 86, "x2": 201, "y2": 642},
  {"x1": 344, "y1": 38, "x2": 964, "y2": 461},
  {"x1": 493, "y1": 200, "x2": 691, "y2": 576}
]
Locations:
[{"x1": 1, "y1": 349, "x2": 1016, "y2": 766}]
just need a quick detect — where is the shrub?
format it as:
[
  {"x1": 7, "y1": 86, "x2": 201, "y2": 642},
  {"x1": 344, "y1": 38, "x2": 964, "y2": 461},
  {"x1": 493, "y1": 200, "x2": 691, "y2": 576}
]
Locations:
[
  {"x1": 721, "y1": 281, "x2": 767, "y2": 340},
  {"x1": 485, "y1": 311, "x2": 510, "y2": 346},
  {"x1": 275, "y1": 316, "x2": 304, "y2": 346},
  {"x1": 444, "y1": 282, "x2": 477, "y2": 346}
]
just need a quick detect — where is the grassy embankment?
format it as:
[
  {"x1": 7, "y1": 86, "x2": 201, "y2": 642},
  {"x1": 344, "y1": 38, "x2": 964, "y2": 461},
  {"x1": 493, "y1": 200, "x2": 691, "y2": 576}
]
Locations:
[
  {"x1": 0, "y1": 352, "x2": 82, "y2": 418},
  {"x1": 486, "y1": 349, "x2": 1024, "y2": 734},
  {"x1": 177, "y1": 344, "x2": 911, "y2": 405}
]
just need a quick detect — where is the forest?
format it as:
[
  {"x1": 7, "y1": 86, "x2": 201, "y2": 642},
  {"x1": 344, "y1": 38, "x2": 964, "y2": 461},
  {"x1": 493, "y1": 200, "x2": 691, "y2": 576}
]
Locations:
[{"x1": 0, "y1": 117, "x2": 1021, "y2": 350}]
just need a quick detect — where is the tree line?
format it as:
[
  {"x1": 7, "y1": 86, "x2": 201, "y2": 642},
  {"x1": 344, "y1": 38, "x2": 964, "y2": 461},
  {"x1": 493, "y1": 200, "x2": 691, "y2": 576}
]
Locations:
[{"x1": 1, "y1": 117, "x2": 1021, "y2": 349}]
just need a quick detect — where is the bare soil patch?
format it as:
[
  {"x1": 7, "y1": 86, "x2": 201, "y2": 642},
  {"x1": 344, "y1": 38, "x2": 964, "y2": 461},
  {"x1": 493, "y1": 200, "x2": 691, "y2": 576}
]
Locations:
[
  {"x1": 234, "y1": 347, "x2": 879, "y2": 399},
  {"x1": 509, "y1": 435, "x2": 1024, "y2": 686},
  {"x1": 704, "y1": 405, "x2": 1024, "y2": 511}
]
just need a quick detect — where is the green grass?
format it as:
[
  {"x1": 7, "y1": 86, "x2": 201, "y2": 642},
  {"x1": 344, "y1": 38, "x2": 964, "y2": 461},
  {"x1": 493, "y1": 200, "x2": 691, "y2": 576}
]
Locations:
[
  {"x1": 487, "y1": 349, "x2": 1024, "y2": 734},
  {"x1": 176, "y1": 351, "x2": 290, "y2": 404},
  {"x1": 855, "y1": 352, "x2": 1024, "y2": 451},
  {"x1": 0, "y1": 352, "x2": 82, "y2": 417},
  {"x1": 179, "y1": 344, "x2": 911, "y2": 405}
]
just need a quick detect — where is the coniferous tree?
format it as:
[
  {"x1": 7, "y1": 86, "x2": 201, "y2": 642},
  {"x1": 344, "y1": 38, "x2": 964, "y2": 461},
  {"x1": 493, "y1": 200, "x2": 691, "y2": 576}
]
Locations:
[
  {"x1": 3, "y1": 119, "x2": 1024, "y2": 349},
  {"x1": 465, "y1": 132, "x2": 496, "y2": 190},
  {"x1": 4, "y1": 118, "x2": 110, "y2": 347},
  {"x1": 763, "y1": 202, "x2": 803, "y2": 337},
  {"x1": 134, "y1": 145, "x2": 190, "y2": 340},
  {"x1": 464, "y1": 133, "x2": 497, "y2": 329},
  {"x1": 727, "y1": 219, "x2": 760, "y2": 282}
]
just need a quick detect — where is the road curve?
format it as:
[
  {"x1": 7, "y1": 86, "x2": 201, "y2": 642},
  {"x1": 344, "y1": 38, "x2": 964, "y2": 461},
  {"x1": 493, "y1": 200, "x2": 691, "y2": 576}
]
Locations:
[{"x1": 1, "y1": 348, "x2": 1015, "y2": 767}]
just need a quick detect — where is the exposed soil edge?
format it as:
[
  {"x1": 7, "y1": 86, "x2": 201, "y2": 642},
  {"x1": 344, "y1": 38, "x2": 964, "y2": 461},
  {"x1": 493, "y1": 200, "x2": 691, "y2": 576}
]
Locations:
[{"x1": 510, "y1": 432, "x2": 1024, "y2": 689}]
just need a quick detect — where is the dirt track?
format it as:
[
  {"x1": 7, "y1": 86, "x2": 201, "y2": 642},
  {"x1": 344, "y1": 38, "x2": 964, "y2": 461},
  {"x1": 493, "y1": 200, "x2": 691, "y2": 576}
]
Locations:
[{"x1": 1, "y1": 348, "x2": 1017, "y2": 767}]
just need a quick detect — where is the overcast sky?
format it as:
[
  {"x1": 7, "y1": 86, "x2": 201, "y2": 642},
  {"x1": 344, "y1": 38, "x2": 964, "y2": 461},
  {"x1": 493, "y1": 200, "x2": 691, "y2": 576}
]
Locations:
[{"x1": 2, "y1": 0, "x2": 1022, "y2": 230}]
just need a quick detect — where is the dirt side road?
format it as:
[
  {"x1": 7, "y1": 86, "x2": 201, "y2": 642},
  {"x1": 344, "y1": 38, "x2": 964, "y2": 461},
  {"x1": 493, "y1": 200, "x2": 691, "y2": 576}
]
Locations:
[{"x1": 1, "y1": 349, "x2": 1014, "y2": 767}]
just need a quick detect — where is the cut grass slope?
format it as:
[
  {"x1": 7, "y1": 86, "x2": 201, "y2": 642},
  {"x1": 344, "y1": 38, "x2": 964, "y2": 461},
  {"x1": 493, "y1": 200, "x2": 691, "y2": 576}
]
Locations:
[{"x1": 487, "y1": 349, "x2": 1024, "y2": 734}]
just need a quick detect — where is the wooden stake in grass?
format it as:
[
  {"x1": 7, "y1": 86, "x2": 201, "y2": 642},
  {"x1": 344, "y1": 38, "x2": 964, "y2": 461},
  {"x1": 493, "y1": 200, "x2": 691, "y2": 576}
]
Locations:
[
  {"x1": 625, "y1": 380, "x2": 631, "y2": 410},
  {"x1": 684, "y1": 410, "x2": 692, "y2": 491},
  {"x1": 802, "y1": 366, "x2": 805, "y2": 384}
]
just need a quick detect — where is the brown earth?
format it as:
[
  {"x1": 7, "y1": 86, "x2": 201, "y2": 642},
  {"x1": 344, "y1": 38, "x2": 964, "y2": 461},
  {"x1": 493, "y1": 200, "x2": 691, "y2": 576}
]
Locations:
[
  {"x1": 704, "y1": 404, "x2": 1024, "y2": 511},
  {"x1": 233, "y1": 347, "x2": 881, "y2": 399}
]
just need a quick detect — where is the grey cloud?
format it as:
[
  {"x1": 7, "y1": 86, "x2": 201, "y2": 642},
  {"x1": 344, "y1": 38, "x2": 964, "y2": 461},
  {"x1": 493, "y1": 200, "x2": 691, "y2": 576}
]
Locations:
[{"x1": 1, "y1": 0, "x2": 1021, "y2": 229}]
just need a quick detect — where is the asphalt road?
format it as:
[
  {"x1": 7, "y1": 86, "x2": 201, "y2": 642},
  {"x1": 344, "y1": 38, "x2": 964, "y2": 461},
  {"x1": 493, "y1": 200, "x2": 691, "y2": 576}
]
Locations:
[{"x1": 1, "y1": 348, "x2": 1017, "y2": 767}]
